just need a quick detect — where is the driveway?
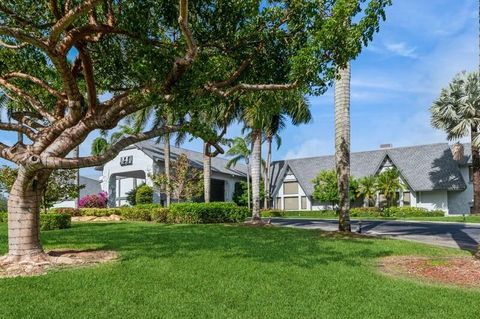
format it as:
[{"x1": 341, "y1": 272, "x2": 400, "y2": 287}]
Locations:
[{"x1": 269, "y1": 218, "x2": 480, "y2": 252}]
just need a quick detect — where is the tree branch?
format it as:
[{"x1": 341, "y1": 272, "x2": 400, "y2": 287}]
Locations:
[
  {"x1": 0, "y1": 122, "x2": 37, "y2": 140},
  {"x1": 0, "y1": 77, "x2": 57, "y2": 122},
  {"x1": 0, "y1": 26, "x2": 48, "y2": 50},
  {"x1": 40, "y1": 124, "x2": 185, "y2": 169},
  {"x1": 210, "y1": 59, "x2": 252, "y2": 88},
  {"x1": 75, "y1": 43, "x2": 97, "y2": 111},
  {"x1": 49, "y1": 0, "x2": 103, "y2": 46},
  {"x1": 0, "y1": 39, "x2": 27, "y2": 49},
  {"x1": 206, "y1": 81, "x2": 299, "y2": 97},
  {"x1": 3, "y1": 72, "x2": 65, "y2": 100}
]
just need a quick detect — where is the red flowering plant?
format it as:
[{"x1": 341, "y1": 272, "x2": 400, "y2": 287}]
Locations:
[{"x1": 78, "y1": 192, "x2": 109, "y2": 208}]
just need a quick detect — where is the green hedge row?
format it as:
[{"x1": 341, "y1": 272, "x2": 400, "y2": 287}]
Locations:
[
  {"x1": 51, "y1": 202, "x2": 249, "y2": 224},
  {"x1": 0, "y1": 212, "x2": 71, "y2": 231},
  {"x1": 261, "y1": 206, "x2": 445, "y2": 218}
]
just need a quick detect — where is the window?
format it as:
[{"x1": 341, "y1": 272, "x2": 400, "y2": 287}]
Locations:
[
  {"x1": 301, "y1": 196, "x2": 307, "y2": 210},
  {"x1": 284, "y1": 197, "x2": 299, "y2": 210},
  {"x1": 469, "y1": 166, "x2": 473, "y2": 182},
  {"x1": 120, "y1": 155, "x2": 133, "y2": 166},
  {"x1": 283, "y1": 181, "x2": 299, "y2": 195},
  {"x1": 276, "y1": 197, "x2": 282, "y2": 210},
  {"x1": 403, "y1": 192, "x2": 411, "y2": 206}
]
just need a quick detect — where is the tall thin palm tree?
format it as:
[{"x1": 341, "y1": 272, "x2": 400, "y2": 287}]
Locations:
[
  {"x1": 226, "y1": 137, "x2": 251, "y2": 210},
  {"x1": 431, "y1": 71, "x2": 480, "y2": 214},
  {"x1": 335, "y1": 63, "x2": 352, "y2": 232},
  {"x1": 376, "y1": 168, "x2": 404, "y2": 207}
]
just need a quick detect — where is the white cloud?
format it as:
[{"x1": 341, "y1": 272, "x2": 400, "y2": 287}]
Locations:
[
  {"x1": 283, "y1": 139, "x2": 333, "y2": 160},
  {"x1": 384, "y1": 42, "x2": 418, "y2": 59}
]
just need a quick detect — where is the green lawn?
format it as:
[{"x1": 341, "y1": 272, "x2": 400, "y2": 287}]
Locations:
[
  {"x1": 0, "y1": 222, "x2": 479, "y2": 319},
  {"x1": 274, "y1": 211, "x2": 480, "y2": 223}
]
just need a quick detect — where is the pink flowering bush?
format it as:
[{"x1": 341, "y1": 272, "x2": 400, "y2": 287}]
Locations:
[{"x1": 78, "y1": 191, "x2": 108, "y2": 208}]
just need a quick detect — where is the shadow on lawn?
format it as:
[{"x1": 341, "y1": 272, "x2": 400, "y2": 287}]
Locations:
[{"x1": 39, "y1": 222, "x2": 393, "y2": 269}]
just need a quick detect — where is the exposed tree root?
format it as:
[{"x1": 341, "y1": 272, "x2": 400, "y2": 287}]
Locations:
[{"x1": 0, "y1": 249, "x2": 117, "y2": 278}]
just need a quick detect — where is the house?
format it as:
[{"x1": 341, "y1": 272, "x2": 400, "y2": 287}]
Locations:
[
  {"x1": 270, "y1": 143, "x2": 473, "y2": 215},
  {"x1": 99, "y1": 141, "x2": 247, "y2": 207},
  {"x1": 53, "y1": 176, "x2": 102, "y2": 208}
]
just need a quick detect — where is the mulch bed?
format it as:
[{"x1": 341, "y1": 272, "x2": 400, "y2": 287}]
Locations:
[
  {"x1": 0, "y1": 249, "x2": 118, "y2": 278},
  {"x1": 378, "y1": 255, "x2": 480, "y2": 288}
]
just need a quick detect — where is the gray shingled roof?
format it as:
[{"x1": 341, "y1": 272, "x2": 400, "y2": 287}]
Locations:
[
  {"x1": 132, "y1": 141, "x2": 247, "y2": 177},
  {"x1": 271, "y1": 143, "x2": 467, "y2": 197}
]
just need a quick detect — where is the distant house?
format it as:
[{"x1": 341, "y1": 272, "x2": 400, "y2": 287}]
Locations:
[
  {"x1": 270, "y1": 143, "x2": 473, "y2": 215},
  {"x1": 98, "y1": 141, "x2": 247, "y2": 207},
  {"x1": 53, "y1": 176, "x2": 102, "y2": 208}
]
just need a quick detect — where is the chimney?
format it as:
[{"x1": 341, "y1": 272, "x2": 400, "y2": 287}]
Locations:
[
  {"x1": 452, "y1": 142, "x2": 464, "y2": 161},
  {"x1": 380, "y1": 144, "x2": 393, "y2": 149}
]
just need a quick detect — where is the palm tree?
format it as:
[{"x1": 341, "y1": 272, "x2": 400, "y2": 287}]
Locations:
[
  {"x1": 226, "y1": 137, "x2": 251, "y2": 210},
  {"x1": 430, "y1": 71, "x2": 480, "y2": 214},
  {"x1": 356, "y1": 176, "x2": 377, "y2": 207},
  {"x1": 335, "y1": 63, "x2": 351, "y2": 232},
  {"x1": 376, "y1": 169, "x2": 404, "y2": 207}
]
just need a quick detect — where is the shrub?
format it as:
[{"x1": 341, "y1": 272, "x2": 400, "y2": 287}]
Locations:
[
  {"x1": 383, "y1": 206, "x2": 445, "y2": 217},
  {"x1": 40, "y1": 213, "x2": 71, "y2": 231},
  {"x1": 51, "y1": 207, "x2": 81, "y2": 216},
  {"x1": 135, "y1": 204, "x2": 169, "y2": 223},
  {"x1": 135, "y1": 185, "x2": 153, "y2": 205},
  {"x1": 78, "y1": 191, "x2": 108, "y2": 208},
  {"x1": 0, "y1": 212, "x2": 6, "y2": 222},
  {"x1": 121, "y1": 206, "x2": 152, "y2": 221},
  {"x1": 78, "y1": 208, "x2": 121, "y2": 217},
  {"x1": 169, "y1": 202, "x2": 249, "y2": 224},
  {"x1": 350, "y1": 207, "x2": 382, "y2": 218}
]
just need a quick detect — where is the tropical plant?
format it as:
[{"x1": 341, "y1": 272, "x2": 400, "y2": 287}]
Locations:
[
  {"x1": 135, "y1": 185, "x2": 154, "y2": 205},
  {"x1": 356, "y1": 175, "x2": 377, "y2": 207},
  {"x1": 151, "y1": 154, "x2": 203, "y2": 202},
  {"x1": 232, "y1": 180, "x2": 265, "y2": 208},
  {"x1": 430, "y1": 71, "x2": 480, "y2": 214},
  {"x1": 78, "y1": 191, "x2": 108, "y2": 209},
  {"x1": 0, "y1": 0, "x2": 391, "y2": 266},
  {"x1": 226, "y1": 137, "x2": 251, "y2": 210},
  {"x1": 375, "y1": 169, "x2": 404, "y2": 207},
  {"x1": 312, "y1": 170, "x2": 358, "y2": 208}
]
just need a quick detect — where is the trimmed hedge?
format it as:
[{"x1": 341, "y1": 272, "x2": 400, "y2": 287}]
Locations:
[
  {"x1": 261, "y1": 206, "x2": 446, "y2": 218},
  {"x1": 169, "y1": 202, "x2": 249, "y2": 224},
  {"x1": 40, "y1": 213, "x2": 71, "y2": 231}
]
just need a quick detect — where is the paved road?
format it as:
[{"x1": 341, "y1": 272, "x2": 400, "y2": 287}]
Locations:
[{"x1": 269, "y1": 218, "x2": 480, "y2": 251}]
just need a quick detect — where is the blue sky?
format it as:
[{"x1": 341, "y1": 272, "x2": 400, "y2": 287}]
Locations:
[{"x1": 0, "y1": 0, "x2": 477, "y2": 179}]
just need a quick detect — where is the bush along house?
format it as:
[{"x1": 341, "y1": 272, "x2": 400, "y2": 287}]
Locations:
[{"x1": 269, "y1": 143, "x2": 473, "y2": 215}]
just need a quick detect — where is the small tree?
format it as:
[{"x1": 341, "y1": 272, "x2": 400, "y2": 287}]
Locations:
[
  {"x1": 312, "y1": 170, "x2": 357, "y2": 209},
  {"x1": 376, "y1": 169, "x2": 404, "y2": 207},
  {"x1": 135, "y1": 185, "x2": 153, "y2": 205},
  {"x1": 357, "y1": 176, "x2": 377, "y2": 207},
  {"x1": 151, "y1": 154, "x2": 203, "y2": 202}
]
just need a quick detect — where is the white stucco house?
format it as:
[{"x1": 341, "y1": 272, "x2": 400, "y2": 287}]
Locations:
[
  {"x1": 269, "y1": 143, "x2": 473, "y2": 215},
  {"x1": 99, "y1": 141, "x2": 247, "y2": 207}
]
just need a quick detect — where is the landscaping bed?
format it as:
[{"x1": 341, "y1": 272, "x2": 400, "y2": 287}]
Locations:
[{"x1": 379, "y1": 255, "x2": 480, "y2": 288}]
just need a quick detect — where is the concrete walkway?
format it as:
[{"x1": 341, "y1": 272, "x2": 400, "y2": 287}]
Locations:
[{"x1": 269, "y1": 218, "x2": 480, "y2": 251}]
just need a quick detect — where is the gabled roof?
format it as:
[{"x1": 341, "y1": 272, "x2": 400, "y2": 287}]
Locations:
[
  {"x1": 270, "y1": 143, "x2": 467, "y2": 197},
  {"x1": 131, "y1": 140, "x2": 247, "y2": 177}
]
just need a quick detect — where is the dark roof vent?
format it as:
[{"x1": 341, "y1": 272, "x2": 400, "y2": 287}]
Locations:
[{"x1": 380, "y1": 144, "x2": 393, "y2": 149}]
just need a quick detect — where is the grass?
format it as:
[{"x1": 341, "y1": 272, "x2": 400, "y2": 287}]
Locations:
[
  {"x1": 274, "y1": 211, "x2": 480, "y2": 223},
  {"x1": 0, "y1": 221, "x2": 479, "y2": 318}
]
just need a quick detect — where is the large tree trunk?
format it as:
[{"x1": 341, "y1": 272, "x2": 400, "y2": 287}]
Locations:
[
  {"x1": 471, "y1": 125, "x2": 480, "y2": 215},
  {"x1": 1, "y1": 168, "x2": 50, "y2": 265},
  {"x1": 251, "y1": 129, "x2": 262, "y2": 221},
  {"x1": 335, "y1": 63, "x2": 352, "y2": 232},
  {"x1": 203, "y1": 142, "x2": 211, "y2": 203},
  {"x1": 246, "y1": 161, "x2": 251, "y2": 210},
  {"x1": 164, "y1": 134, "x2": 171, "y2": 207},
  {"x1": 264, "y1": 136, "x2": 272, "y2": 209}
]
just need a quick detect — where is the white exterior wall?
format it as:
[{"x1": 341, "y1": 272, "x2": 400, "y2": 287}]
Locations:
[
  {"x1": 273, "y1": 173, "x2": 312, "y2": 211},
  {"x1": 415, "y1": 190, "x2": 449, "y2": 213}
]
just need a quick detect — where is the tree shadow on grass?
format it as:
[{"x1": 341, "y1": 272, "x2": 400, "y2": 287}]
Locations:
[{"x1": 39, "y1": 222, "x2": 394, "y2": 269}]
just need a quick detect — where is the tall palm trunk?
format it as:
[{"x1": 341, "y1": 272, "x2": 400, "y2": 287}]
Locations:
[
  {"x1": 264, "y1": 136, "x2": 272, "y2": 209},
  {"x1": 203, "y1": 142, "x2": 211, "y2": 203},
  {"x1": 251, "y1": 129, "x2": 262, "y2": 221},
  {"x1": 246, "y1": 160, "x2": 251, "y2": 210},
  {"x1": 472, "y1": 125, "x2": 480, "y2": 214},
  {"x1": 335, "y1": 63, "x2": 351, "y2": 232},
  {"x1": 164, "y1": 134, "x2": 171, "y2": 207},
  {"x1": 75, "y1": 146, "x2": 80, "y2": 208},
  {"x1": 1, "y1": 168, "x2": 50, "y2": 264}
]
